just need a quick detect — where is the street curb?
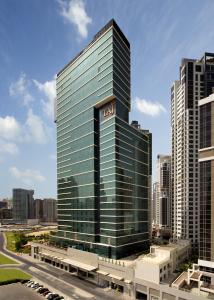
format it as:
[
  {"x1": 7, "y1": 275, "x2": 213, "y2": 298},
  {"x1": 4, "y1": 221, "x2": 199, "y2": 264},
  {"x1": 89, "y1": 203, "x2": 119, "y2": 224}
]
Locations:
[{"x1": 1, "y1": 233, "x2": 24, "y2": 265}]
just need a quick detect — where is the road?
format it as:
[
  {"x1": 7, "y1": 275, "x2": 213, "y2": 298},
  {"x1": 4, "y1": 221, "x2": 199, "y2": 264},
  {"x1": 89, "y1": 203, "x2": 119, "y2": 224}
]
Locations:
[{"x1": 0, "y1": 232, "x2": 129, "y2": 300}]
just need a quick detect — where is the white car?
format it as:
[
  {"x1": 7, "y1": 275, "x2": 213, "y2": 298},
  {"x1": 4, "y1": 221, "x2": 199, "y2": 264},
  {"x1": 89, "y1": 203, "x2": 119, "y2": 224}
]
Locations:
[
  {"x1": 26, "y1": 280, "x2": 34, "y2": 287},
  {"x1": 45, "y1": 292, "x2": 52, "y2": 298},
  {"x1": 35, "y1": 286, "x2": 43, "y2": 292},
  {"x1": 31, "y1": 282, "x2": 39, "y2": 288},
  {"x1": 29, "y1": 282, "x2": 37, "y2": 288}
]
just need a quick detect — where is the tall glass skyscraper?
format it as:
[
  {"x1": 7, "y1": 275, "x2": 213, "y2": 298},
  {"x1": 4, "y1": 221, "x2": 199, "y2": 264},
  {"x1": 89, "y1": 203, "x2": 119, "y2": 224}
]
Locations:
[{"x1": 52, "y1": 19, "x2": 152, "y2": 259}]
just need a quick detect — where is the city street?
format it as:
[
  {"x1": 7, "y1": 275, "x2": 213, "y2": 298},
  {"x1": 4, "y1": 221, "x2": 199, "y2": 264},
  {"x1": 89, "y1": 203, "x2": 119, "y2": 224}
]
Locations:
[{"x1": 0, "y1": 233, "x2": 129, "y2": 300}]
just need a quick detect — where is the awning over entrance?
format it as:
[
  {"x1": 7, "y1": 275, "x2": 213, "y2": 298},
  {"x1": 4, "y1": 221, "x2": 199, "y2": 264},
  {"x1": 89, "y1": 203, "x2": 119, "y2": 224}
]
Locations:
[
  {"x1": 42, "y1": 252, "x2": 54, "y2": 258},
  {"x1": 96, "y1": 270, "x2": 109, "y2": 276},
  {"x1": 63, "y1": 258, "x2": 97, "y2": 272},
  {"x1": 108, "y1": 274, "x2": 124, "y2": 281},
  {"x1": 124, "y1": 279, "x2": 132, "y2": 284}
]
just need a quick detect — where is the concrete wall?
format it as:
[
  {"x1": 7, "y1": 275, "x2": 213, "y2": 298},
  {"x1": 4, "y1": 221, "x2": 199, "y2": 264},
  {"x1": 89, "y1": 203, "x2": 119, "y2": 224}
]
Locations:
[
  {"x1": 135, "y1": 260, "x2": 160, "y2": 284},
  {"x1": 98, "y1": 259, "x2": 134, "y2": 281},
  {"x1": 27, "y1": 219, "x2": 39, "y2": 225}
]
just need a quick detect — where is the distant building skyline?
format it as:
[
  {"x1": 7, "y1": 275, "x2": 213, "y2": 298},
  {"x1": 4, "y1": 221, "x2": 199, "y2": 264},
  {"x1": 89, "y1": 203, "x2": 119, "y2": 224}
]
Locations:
[{"x1": 12, "y1": 188, "x2": 57, "y2": 224}]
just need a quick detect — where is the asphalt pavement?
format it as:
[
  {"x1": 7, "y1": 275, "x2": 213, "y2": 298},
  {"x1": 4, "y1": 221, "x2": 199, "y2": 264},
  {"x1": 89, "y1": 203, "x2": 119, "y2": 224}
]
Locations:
[{"x1": 0, "y1": 283, "x2": 43, "y2": 300}]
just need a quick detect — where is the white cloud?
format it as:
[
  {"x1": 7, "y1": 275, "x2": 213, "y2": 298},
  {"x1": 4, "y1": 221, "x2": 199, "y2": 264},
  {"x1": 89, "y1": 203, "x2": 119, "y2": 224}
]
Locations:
[
  {"x1": 0, "y1": 116, "x2": 21, "y2": 140},
  {"x1": 33, "y1": 76, "x2": 56, "y2": 119},
  {"x1": 58, "y1": 0, "x2": 92, "y2": 38},
  {"x1": 25, "y1": 109, "x2": 49, "y2": 144},
  {"x1": 135, "y1": 97, "x2": 167, "y2": 117},
  {"x1": 0, "y1": 139, "x2": 19, "y2": 155},
  {"x1": 0, "y1": 111, "x2": 50, "y2": 146},
  {"x1": 9, "y1": 72, "x2": 33, "y2": 106},
  {"x1": 9, "y1": 166, "x2": 46, "y2": 185}
]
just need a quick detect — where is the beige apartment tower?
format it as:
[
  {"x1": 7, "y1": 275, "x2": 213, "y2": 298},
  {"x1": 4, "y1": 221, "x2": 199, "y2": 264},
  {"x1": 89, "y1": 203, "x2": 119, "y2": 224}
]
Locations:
[
  {"x1": 153, "y1": 155, "x2": 171, "y2": 228},
  {"x1": 171, "y1": 53, "x2": 214, "y2": 250}
]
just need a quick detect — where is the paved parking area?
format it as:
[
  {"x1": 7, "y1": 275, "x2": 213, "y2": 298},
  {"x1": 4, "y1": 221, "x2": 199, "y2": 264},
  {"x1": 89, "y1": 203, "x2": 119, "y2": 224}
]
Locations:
[{"x1": 0, "y1": 283, "x2": 43, "y2": 300}]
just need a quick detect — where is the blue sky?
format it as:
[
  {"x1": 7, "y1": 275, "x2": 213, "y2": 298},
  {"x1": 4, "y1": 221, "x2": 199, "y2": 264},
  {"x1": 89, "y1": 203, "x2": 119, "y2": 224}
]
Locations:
[{"x1": 0, "y1": 0, "x2": 214, "y2": 199}]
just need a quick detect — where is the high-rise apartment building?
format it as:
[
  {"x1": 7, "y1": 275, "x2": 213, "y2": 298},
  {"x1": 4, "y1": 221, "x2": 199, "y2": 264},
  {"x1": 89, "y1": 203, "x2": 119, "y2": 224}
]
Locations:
[
  {"x1": 153, "y1": 155, "x2": 171, "y2": 228},
  {"x1": 34, "y1": 199, "x2": 43, "y2": 221},
  {"x1": 52, "y1": 19, "x2": 152, "y2": 259},
  {"x1": 34, "y1": 198, "x2": 57, "y2": 223},
  {"x1": 12, "y1": 188, "x2": 34, "y2": 223},
  {"x1": 43, "y1": 198, "x2": 57, "y2": 223},
  {"x1": 152, "y1": 182, "x2": 158, "y2": 225},
  {"x1": 199, "y1": 92, "x2": 214, "y2": 262},
  {"x1": 171, "y1": 53, "x2": 214, "y2": 249}
]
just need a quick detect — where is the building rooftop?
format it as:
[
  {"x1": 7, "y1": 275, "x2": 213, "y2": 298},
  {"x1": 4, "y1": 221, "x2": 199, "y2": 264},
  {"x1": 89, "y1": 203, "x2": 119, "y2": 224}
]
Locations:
[
  {"x1": 138, "y1": 253, "x2": 169, "y2": 265},
  {"x1": 57, "y1": 19, "x2": 130, "y2": 77},
  {"x1": 136, "y1": 240, "x2": 190, "y2": 266},
  {"x1": 150, "y1": 240, "x2": 190, "y2": 251}
]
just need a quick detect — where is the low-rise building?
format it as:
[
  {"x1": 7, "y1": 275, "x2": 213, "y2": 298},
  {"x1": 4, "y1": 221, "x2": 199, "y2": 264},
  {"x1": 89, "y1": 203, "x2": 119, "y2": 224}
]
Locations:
[
  {"x1": 172, "y1": 259, "x2": 214, "y2": 298},
  {"x1": 135, "y1": 240, "x2": 190, "y2": 285},
  {"x1": 30, "y1": 240, "x2": 195, "y2": 299}
]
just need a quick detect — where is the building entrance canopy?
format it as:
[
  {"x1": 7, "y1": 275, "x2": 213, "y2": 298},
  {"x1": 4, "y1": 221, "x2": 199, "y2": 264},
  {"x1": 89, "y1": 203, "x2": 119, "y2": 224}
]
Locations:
[{"x1": 63, "y1": 258, "x2": 97, "y2": 272}]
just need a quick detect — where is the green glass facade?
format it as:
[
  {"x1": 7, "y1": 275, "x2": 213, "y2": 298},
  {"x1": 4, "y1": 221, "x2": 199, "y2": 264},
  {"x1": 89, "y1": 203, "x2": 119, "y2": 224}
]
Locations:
[{"x1": 52, "y1": 20, "x2": 152, "y2": 259}]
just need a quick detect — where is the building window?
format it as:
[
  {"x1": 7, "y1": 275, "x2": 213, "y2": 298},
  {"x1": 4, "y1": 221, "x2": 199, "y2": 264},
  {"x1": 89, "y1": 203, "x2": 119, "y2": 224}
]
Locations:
[
  {"x1": 196, "y1": 65, "x2": 202, "y2": 72},
  {"x1": 200, "y1": 103, "x2": 211, "y2": 149}
]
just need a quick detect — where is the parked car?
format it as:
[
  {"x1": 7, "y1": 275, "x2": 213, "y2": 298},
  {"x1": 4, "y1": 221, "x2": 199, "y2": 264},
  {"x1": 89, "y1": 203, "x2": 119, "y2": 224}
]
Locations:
[
  {"x1": 26, "y1": 280, "x2": 34, "y2": 287},
  {"x1": 48, "y1": 294, "x2": 59, "y2": 300},
  {"x1": 30, "y1": 282, "x2": 37, "y2": 288},
  {"x1": 36, "y1": 286, "x2": 45, "y2": 293},
  {"x1": 32, "y1": 283, "x2": 41, "y2": 289},
  {"x1": 35, "y1": 285, "x2": 44, "y2": 291},
  {"x1": 45, "y1": 293, "x2": 53, "y2": 299},
  {"x1": 43, "y1": 290, "x2": 51, "y2": 296},
  {"x1": 46, "y1": 293, "x2": 54, "y2": 299},
  {"x1": 54, "y1": 296, "x2": 64, "y2": 300},
  {"x1": 38, "y1": 288, "x2": 49, "y2": 294}
]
